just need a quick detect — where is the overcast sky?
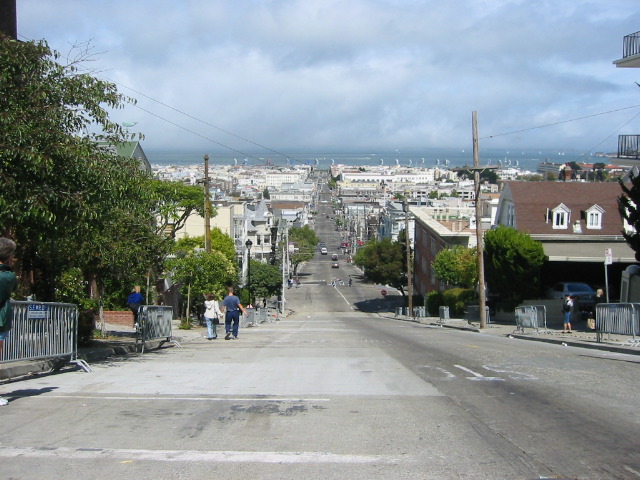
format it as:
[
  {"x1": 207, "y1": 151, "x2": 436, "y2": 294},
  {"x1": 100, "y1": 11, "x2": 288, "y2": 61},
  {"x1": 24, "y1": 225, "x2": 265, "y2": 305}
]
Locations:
[{"x1": 15, "y1": 0, "x2": 640, "y2": 155}]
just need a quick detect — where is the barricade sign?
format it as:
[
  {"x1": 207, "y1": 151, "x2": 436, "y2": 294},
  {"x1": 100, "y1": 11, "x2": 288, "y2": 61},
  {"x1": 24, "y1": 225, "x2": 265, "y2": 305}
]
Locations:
[
  {"x1": 465, "y1": 305, "x2": 491, "y2": 325},
  {"x1": 514, "y1": 305, "x2": 548, "y2": 334},
  {"x1": 1, "y1": 301, "x2": 92, "y2": 372},
  {"x1": 438, "y1": 306, "x2": 450, "y2": 323},
  {"x1": 136, "y1": 305, "x2": 180, "y2": 354},
  {"x1": 595, "y1": 303, "x2": 640, "y2": 346}
]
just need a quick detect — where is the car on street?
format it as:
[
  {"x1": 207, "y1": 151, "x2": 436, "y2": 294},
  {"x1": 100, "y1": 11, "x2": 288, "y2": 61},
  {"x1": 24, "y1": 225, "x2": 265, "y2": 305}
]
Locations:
[
  {"x1": 331, "y1": 254, "x2": 338, "y2": 260},
  {"x1": 332, "y1": 262, "x2": 339, "y2": 268},
  {"x1": 545, "y1": 282, "x2": 596, "y2": 310}
]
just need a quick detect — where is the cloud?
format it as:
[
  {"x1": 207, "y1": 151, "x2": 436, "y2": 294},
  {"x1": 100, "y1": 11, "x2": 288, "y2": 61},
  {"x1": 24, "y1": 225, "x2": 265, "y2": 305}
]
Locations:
[{"x1": 16, "y1": 0, "x2": 640, "y2": 154}]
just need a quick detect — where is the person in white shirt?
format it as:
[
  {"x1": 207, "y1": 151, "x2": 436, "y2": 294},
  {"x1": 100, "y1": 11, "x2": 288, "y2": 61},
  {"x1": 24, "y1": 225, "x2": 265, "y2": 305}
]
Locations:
[{"x1": 203, "y1": 294, "x2": 224, "y2": 340}]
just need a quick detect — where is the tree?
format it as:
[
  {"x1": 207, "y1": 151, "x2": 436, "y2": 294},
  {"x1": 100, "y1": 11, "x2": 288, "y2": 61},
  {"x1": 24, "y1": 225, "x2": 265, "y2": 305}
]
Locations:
[
  {"x1": 172, "y1": 228, "x2": 236, "y2": 264},
  {"x1": 167, "y1": 250, "x2": 238, "y2": 317},
  {"x1": 287, "y1": 225, "x2": 320, "y2": 275},
  {"x1": 0, "y1": 36, "x2": 161, "y2": 300},
  {"x1": 353, "y1": 238, "x2": 407, "y2": 295},
  {"x1": 248, "y1": 260, "x2": 282, "y2": 306},
  {"x1": 618, "y1": 171, "x2": 640, "y2": 261},
  {"x1": 150, "y1": 179, "x2": 209, "y2": 241},
  {"x1": 432, "y1": 246, "x2": 478, "y2": 289},
  {"x1": 262, "y1": 187, "x2": 270, "y2": 199},
  {"x1": 483, "y1": 226, "x2": 546, "y2": 310}
]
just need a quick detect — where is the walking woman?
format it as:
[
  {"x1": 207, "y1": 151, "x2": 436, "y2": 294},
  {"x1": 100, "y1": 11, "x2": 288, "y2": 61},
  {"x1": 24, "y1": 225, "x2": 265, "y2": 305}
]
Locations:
[{"x1": 203, "y1": 293, "x2": 223, "y2": 340}]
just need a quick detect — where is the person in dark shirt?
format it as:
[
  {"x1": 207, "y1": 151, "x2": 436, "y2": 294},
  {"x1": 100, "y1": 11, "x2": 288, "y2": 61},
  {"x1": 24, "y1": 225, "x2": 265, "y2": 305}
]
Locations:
[
  {"x1": 127, "y1": 285, "x2": 144, "y2": 327},
  {"x1": 222, "y1": 286, "x2": 247, "y2": 340}
]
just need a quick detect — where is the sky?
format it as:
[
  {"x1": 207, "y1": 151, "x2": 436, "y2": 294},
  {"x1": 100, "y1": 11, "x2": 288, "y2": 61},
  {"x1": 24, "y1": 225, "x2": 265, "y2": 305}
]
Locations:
[{"x1": 15, "y1": 0, "x2": 640, "y2": 156}]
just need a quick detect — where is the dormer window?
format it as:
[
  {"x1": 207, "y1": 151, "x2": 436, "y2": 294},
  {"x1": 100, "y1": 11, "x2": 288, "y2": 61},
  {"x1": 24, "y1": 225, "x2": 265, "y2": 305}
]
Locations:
[
  {"x1": 585, "y1": 205, "x2": 604, "y2": 230},
  {"x1": 552, "y1": 204, "x2": 570, "y2": 229}
]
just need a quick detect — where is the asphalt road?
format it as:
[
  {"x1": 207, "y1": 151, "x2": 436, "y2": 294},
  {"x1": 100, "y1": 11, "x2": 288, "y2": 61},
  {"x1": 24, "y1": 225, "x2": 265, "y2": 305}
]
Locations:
[{"x1": 1, "y1": 195, "x2": 640, "y2": 479}]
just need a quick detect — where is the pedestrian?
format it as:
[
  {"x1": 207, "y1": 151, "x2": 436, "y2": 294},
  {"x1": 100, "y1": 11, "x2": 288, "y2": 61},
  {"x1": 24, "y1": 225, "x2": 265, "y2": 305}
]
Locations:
[
  {"x1": 126, "y1": 285, "x2": 144, "y2": 327},
  {"x1": 222, "y1": 286, "x2": 247, "y2": 340},
  {"x1": 0, "y1": 238, "x2": 18, "y2": 407},
  {"x1": 203, "y1": 293, "x2": 223, "y2": 340},
  {"x1": 562, "y1": 293, "x2": 573, "y2": 333},
  {"x1": 588, "y1": 289, "x2": 606, "y2": 330},
  {"x1": 295, "y1": 277, "x2": 300, "y2": 288},
  {"x1": 348, "y1": 276, "x2": 352, "y2": 287}
]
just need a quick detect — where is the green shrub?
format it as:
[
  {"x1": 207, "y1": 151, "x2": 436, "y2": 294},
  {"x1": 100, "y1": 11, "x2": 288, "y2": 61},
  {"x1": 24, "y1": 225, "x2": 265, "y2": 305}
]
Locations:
[
  {"x1": 442, "y1": 288, "x2": 477, "y2": 316},
  {"x1": 426, "y1": 291, "x2": 444, "y2": 316}
]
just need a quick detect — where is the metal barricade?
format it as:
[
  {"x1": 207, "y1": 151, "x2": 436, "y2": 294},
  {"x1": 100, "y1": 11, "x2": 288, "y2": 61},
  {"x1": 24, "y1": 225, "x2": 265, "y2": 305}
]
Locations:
[
  {"x1": 242, "y1": 308, "x2": 256, "y2": 328},
  {"x1": 413, "y1": 306, "x2": 426, "y2": 319},
  {"x1": 438, "y1": 306, "x2": 450, "y2": 323},
  {"x1": 0, "y1": 301, "x2": 92, "y2": 372},
  {"x1": 514, "y1": 305, "x2": 548, "y2": 334},
  {"x1": 464, "y1": 305, "x2": 491, "y2": 325},
  {"x1": 137, "y1": 305, "x2": 180, "y2": 354},
  {"x1": 395, "y1": 307, "x2": 403, "y2": 317},
  {"x1": 595, "y1": 303, "x2": 640, "y2": 347}
]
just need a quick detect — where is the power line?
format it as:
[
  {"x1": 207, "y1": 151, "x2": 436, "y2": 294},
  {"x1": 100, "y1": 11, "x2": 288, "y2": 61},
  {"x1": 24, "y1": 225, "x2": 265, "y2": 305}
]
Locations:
[{"x1": 482, "y1": 104, "x2": 640, "y2": 140}]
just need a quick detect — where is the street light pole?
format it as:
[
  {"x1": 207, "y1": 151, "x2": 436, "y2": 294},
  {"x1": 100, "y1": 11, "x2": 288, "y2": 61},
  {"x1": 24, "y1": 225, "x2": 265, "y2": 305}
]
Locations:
[
  {"x1": 245, "y1": 239, "x2": 253, "y2": 306},
  {"x1": 204, "y1": 154, "x2": 211, "y2": 254}
]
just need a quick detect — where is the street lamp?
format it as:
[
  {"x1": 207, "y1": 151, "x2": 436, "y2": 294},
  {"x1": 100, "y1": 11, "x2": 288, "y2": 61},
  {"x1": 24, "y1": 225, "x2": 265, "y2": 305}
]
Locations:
[{"x1": 245, "y1": 239, "x2": 253, "y2": 306}]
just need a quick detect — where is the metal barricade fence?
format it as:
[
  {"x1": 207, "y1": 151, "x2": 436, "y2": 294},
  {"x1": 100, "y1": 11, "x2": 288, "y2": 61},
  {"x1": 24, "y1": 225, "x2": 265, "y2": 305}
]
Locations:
[
  {"x1": 242, "y1": 308, "x2": 256, "y2": 328},
  {"x1": 514, "y1": 305, "x2": 548, "y2": 334},
  {"x1": 438, "y1": 306, "x2": 450, "y2": 323},
  {"x1": 0, "y1": 301, "x2": 92, "y2": 372},
  {"x1": 464, "y1": 305, "x2": 491, "y2": 324},
  {"x1": 595, "y1": 303, "x2": 640, "y2": 347},
  {"x1": 137, "y1": 305, "x2": 180, "y2": 354}
]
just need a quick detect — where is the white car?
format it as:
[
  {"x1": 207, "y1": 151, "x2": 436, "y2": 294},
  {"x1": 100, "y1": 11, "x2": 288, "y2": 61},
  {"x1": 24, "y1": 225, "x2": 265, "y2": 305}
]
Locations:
[{"x1": 320, "y1": 248, "x2": 328, "y2": 255}]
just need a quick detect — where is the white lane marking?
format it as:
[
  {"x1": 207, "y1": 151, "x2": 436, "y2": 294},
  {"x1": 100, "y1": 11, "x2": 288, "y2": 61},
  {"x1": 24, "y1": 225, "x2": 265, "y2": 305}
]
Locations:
[
  {"x1": 482, "y1": 364, "x2": 538, "y2": 381},
  {"x1": 417, "y1": 365, "x2": 456, "y2": 379},
  {"x1": 453, "y1": 365, "x2": 505, "y2": 381},
  {"x1": 22, "y1": 396, "x2": 331, "y2": 402},
  {"x1": 0, "y1": 446, "x2": 400, "y2": 465},
  {"x1": 333, "y1": 284, "x2": 355, "y2": 309}
]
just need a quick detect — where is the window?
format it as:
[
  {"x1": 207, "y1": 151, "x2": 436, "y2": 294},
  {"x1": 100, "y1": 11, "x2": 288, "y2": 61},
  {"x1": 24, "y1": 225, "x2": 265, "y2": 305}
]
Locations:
[
  {"x1": 585, "y1": 205, "x2": 604, "y2": 230},
  {"x1": 552, "y1": 204, "x2": 570, "y2": 229}
]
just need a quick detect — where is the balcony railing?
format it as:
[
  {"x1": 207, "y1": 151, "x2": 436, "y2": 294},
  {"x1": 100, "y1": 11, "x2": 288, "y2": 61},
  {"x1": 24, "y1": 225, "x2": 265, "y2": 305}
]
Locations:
[
  {"x1": 622, "y1": 31, "x2": 640, "y2": 59},
  {"x1": 618, "y1": 135, "x2": 640, "y2": 159}
]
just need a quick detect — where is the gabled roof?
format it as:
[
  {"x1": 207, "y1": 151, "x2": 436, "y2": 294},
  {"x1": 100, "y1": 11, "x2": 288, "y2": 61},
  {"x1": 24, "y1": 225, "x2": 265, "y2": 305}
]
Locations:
[{"x1": 499, "y1": 181, "x2": 623, "y2": 236}]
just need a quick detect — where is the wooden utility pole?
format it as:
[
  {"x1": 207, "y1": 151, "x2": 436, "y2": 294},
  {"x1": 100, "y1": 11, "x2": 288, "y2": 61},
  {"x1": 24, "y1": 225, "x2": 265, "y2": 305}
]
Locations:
[
  {"x1": 0, "y1": 0, "x2": 17, "y2": 40},
  {"x1": 472, "y1": 111, "x2": 487, "y2": 329},
  {"x1": 203, "y1": 154, "x2": 211, "y2": 254},
  {"x1": 403, "y1": 199, "x2": 413, "y2": 317}
]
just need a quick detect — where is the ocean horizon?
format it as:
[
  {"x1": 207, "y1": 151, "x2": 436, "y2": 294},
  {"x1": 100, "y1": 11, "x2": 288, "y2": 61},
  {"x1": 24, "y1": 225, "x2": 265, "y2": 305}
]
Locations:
[{"x1": 146, "y1": 147, "x2": 607, "y2": 172}]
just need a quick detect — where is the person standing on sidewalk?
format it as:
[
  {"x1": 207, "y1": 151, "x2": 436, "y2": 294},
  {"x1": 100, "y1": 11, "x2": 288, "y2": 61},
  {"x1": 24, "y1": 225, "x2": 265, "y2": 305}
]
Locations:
[
  {"x1": 0, "y1": 238, "x2": 18, "y2": 407},
  {"x1": 203, "y1": 293, "x2": 223, "y2": 340},
  {"x1": 222, "y1": 286, "x2": 247, "y2": 340},
  {"x1": 562, "y1": 294, "x2": 573, "y2": 333}
]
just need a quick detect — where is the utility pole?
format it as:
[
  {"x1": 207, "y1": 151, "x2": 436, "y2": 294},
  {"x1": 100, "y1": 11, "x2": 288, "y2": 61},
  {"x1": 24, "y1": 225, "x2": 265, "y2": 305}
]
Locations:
[
  {"x1": 403, "y1": 199, "x2": 413, "y2": 317},
  {"x1": 0, "y1": 0, "x2": 17, "y2": 40},
  {"x1": 472, "y1": 111, "x2": 487, "y2": 329},
  {"x1": 203, "y1": 154, "x2": 211, "y2": 254}
]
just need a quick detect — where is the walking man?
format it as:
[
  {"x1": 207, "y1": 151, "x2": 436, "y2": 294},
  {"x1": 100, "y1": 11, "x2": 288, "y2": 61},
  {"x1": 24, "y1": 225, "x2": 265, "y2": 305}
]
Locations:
[{"x1": 222, "y1": 286, "x2": 247, "y2": 340}]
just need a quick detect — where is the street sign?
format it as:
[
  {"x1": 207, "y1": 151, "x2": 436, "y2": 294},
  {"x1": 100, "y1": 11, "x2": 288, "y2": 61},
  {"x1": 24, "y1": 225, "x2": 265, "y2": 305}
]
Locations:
[
  {"x1": 381, "y1": 289, "x2": 387, "y2": 296},
  {"x1": 605, "y1": 248, "x2": 613, "y2": 265}
]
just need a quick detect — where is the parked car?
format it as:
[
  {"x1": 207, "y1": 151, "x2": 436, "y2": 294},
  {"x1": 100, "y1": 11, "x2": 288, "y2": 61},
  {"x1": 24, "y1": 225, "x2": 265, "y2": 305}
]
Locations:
[
  {"x1": 320, "y1": 247, "x2": 328, "y2": 255},
  {"x1": 332, "y1": 262, "x2": 339, "y2": 268},
  {"x1": 545, "y1": 282, "x2": 596, "y2": 310}
]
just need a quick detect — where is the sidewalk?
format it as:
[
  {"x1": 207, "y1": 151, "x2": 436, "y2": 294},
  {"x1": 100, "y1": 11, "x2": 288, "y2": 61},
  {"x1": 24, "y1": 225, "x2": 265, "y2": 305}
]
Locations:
[{"x1": 385, "y1": 313, "x2": 640, "y2": 356}]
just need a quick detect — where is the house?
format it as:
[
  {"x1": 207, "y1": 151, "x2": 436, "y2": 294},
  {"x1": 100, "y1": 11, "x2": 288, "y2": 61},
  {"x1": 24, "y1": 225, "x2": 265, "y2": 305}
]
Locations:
[{"x1": 494, "y1": 181, "x2": 635, "y2": 295}]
